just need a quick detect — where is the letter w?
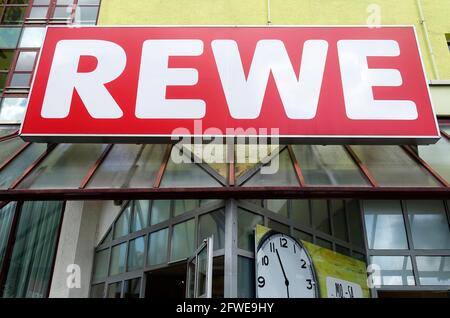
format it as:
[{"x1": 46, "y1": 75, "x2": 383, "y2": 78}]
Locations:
[{"x1": 212, "y1": 40, "x2": 328, "y2": 119}]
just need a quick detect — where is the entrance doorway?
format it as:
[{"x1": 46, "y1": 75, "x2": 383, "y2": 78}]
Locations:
[{"x1": 145, "y1": 262, "x2": 187, "y2": 299}]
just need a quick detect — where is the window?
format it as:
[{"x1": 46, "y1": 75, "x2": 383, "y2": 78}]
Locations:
[
  {"x1": 0, "y1": 97, "x2": 27, "y2": 121},
  {"x1": 91, "y1": 199, "x2": 226, "y2": 298},
  {"x1": 364, "y1": 200, "x2": 450, "y2": 288},
  {"x1": 26, "y1": 0, "x2": 100, "y2": 25},
  {"x1": 291, "y1": 145, "x2": 369, "y2": 186},
  {"x1": 1, "y1": 201, "x2": 64, "y2": 298},
  {"x1": 351, "y1": 145, "x2": 441, "y2": 187},
  {"x1": 0, "y1": 0, "x2": 29, "y2": 25},
  {"x1": 7, "y1": 50, "x2": 38, "y2": 89}
]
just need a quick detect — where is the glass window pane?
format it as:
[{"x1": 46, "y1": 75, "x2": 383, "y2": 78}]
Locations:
[
  {"x1": 292, "y1": 145, "x2": 369, "y2": 186},
  {"x1": 2, "y1": 7, "x2": 26, "y2": 24},
  {"x1": 127, "y1": 236, "x2": 145, "y2": 272},
  {"x1": 74, "y1": 6, "x2": 98, "y2": 24},
  {"x1": 235, "y1": 144, "x2": 276, "y2": 179},
  {"x1": 370, "y1": 256, "x2": 415, "y2": 286},
  {"x1": 0, "y1": 27, "x2": 21, "y2": 48},
  {"x1": 10, "y1": 73, "x2": 30, "y2": 87},
  {"x1": 174, "y1": 200, "x2": 198, "y2": 217},
  {"x1": 352, "y1": 252, "x2": 366, "y2": 262},
  {"x1": 128, "y1": 144, "x2": 166, "y2": 188},
  {"x1": 148, "y1": 228, "x2": 168, "y2": 266},
  {"x1": 0, "y1": 202, "x2": 16, "y2": 269},
  {"x1": 131, "y1": 201, "x2": 148, "y2": 232},
  {"x1": 78, "y1": 0, "x2": 100, "y2": 4},
  {"x1": 330, "y1": 200, "x2": 348, "y2": 242},
  {"x1": 90, "y1": 283, "x2": 104, "y2": 298},
  {"x1": 56, "y1": 0, "x2": 73, "y2": 5},
  {"x1": 268, "y1": 219, "x2": 290, "y2": 235},
  {"x1": 237, "y1": 208, "x2": 263, "y2": 251},
  {"x1": 0, "y1": 73, "x2": 7, "y2": 92},
  {"x1": 419, "y1": 135, "x2": 450, "y2": 181},
  {"x1": 113, "y1": 204, "x2": 131, "y2": 239},
  {"x1": 243, "y1": 148, "x2": 299, "y2": 187},
  {"x1": 3, "y1": 201, "x2": 63, "y2": 298},
  {"x1": 52, "y1": 6, "x2": 71, "y2": 19},
  {"x1": 0, "y1": 136, "x2": 26, "y2": 165},
  {"x1": 17, "y1": 144, "x2": 108, "y2": 189},
  {"x1": 87, "y1": 144, "x2": 144, "y2": 189},
  {"x1": 0, "y1": 125, "x2": 18, "y2": 137},
  {"x1": 170, "y1": 219, "x2": 195, "y2": 261},
  {"x1": 101, "y1": 229, "x2": 112, "y2": 244},
  {"x1": 161, "y1": 146, "x2": 222, "y2": 188},
  {"x1": 33, "y1": 0, "x2": 51, "y2": 4},
  {"x1": 351, "y1": 145, "x2": 440, "y2": 187},
  {"x1": 266, "y1": 199, "x2": 288, "y2": 218},
  {"x1": 15, "y1": 51, "x2": 37, "y2": 71},
  {"x1": 109, "y1": 243, "x2": 126, "y2": 276},
  {"x1": 150, "y1": 200, "x2": 170, "y2": 225},
  {"x1": 0, "y1": 143, "x2": 47, "y2": 189},
  {"x1": 406, "y1": 200, "x2": 450, "y2": 249},
  {"x1": 92, "y1": 249, "x2": 108, "y2": 281},
  {"x1": 0, "y1": 49, "x2": 15, "y2": 70},
  {"x1": 335, "y1": 245, "x2": 350, "y2": 256},
  {"x1": 293, "y1": 229, "x2": 312, "y2": 243},
  {"x1": 237, "y1": 257, "x2": 255, "y2": 298},
  {"x1": 311, "y1": 200, "x2": 331, "y2": 235},
  {"x1": 363, "y1": 200, "x2": 408, "y2": 250},
  {"x1": 0, "y1": 97, "x2": 28, "y2": 122},
  {"x1": 416, "y1": 256, "x2": 450, "y2": 286},
  {"x1": 29, "y1": 6, "x2": 49, "y2": 19},
  {"x1": 212, "y1": 256, "x2": 224, "y2": 298},
  {"x1": 346, "y1": 200, "x2": 364, "y2": 248},
  {"x1": 290, "y1": 200, "x2": 310, "y2": 226},
  {"x1": 316, "y1": 237, "x2": 332, "y2": 250},
  {"x1": 197, "y1": 246, "x2": 207, "y2": 297},
  {"x1": 19, "y1": 27, "x2": 46, "y2": 48},
  {"x1": 124, "y1": 278, "x2": 141, "y2": 298},
  {"x1": 199, "y1": 209, "x2": 225, "y2": 250},
  {"x1": 107, "y1": 281, "x2": 122, "y2": 298}
]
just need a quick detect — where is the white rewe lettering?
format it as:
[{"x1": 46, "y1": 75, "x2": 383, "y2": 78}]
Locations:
[
  {"x1": 41, "y1": 40, "x2": 126, "y2": 119},
  {"x1": 212, "y1": 39, "x2": 328, "y2": 119},
  {"x1": 338, "y1": 40, "x2": 417, "y2": 120},
  {"x1": 135, "y1": 39, "x2": 205, "y2": 119}
]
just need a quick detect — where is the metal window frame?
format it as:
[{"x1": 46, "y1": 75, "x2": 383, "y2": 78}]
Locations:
[
  {"x1": 362, "y1": 198, "x2": 450, "y2": 295},
  {"x1": 90, "y1": 199, "x2": 226, "y2": 298},
  {"x1": 186, "y1": 236, "x2": 214, "y2": 298}
]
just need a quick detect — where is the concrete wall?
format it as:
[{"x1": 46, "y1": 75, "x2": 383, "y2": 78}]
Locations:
[{"x1": 49, "y1": 200, "x2": 121, "y2": 298}]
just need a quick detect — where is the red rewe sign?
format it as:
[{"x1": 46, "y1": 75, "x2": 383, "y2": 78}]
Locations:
[{"x1": 20, "y1": 26, "x2": 440, "y2": 144}]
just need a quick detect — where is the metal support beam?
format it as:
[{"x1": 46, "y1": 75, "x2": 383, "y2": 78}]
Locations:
[{"x1": 224, "y1": 199, "x2": 238, "y2": 297}]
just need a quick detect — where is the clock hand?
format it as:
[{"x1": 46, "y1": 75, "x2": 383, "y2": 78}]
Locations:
[{"x1": 275, "y1": 249, "x2": 290, "y2": 298}]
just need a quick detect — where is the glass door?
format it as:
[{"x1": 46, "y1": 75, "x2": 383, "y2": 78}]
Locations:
[{"x1": 186, "y1": 236, "x2": 213, "y2": 298}]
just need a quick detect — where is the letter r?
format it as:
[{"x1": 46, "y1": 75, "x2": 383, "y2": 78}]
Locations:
[{"x1": 41, "y1": 40, "x2": 126, "y2": 119}]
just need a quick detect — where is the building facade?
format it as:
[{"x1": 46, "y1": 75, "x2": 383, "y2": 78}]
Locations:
[{"x1": 0, "y1": 0, "x2": 449, "y2": 298}]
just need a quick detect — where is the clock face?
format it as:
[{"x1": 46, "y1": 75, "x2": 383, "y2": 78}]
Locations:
[{"x1": 256, "y1": 232, "x2": 319, "y2": 298}]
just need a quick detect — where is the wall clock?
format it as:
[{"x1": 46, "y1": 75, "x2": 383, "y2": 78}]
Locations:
[{"x1": 256, "y1": 231, "x2": 319, "y2": 298}]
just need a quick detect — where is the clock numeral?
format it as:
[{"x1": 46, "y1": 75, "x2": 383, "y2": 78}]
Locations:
[
  {"x1": 280, "y1": 238, "x2": 288, "y2": 248},
  {"x1": 257, "y1": 276, "x2": 265, "y2": 288},
  {"x1": 300, "y1": 259, "x2": 307, "y2": 269},
  {"x1": 306, "y1": 279, "x2": 313, "y2": 290},
  {"x1": 261, "y1": 255, "x2": 269, "y2": 266},
  {"x1": 293, "y1": 244, "x2": 296, "y2": 254},
  {"x1": 269, "y1": 242, "x2": 275, "y2": 253}
]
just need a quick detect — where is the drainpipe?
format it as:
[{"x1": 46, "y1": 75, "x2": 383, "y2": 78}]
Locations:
[
  {"x1": 267, "y1": 0, "x2": 272, "y2": 25},
  {"x1": 416, "y1": 0, "x2": 440, "y2": 80}
]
